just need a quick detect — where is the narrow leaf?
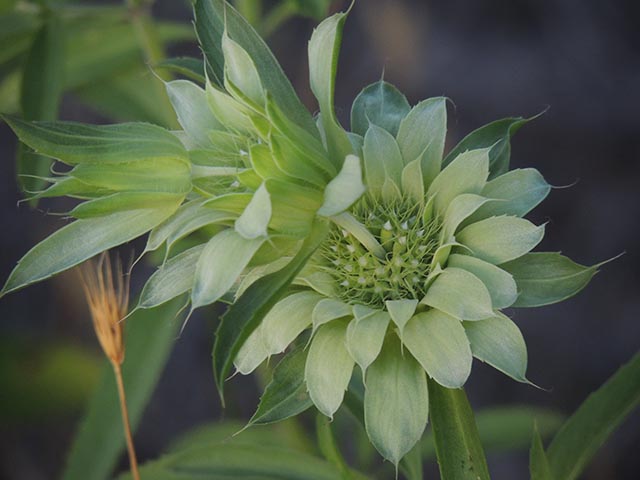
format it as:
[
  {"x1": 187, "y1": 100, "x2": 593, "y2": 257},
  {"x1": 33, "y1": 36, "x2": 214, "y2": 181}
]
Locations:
[
  {"x1": 427, "y1": 148, "x2": 489, "y2": 215},
  {"x1": 2, "y1": 207, "x2": 179, "y2": 296},
  {"x1": 500, "y1": 252, "x2": 601, "y2": 308},
  {"x1": 262, "y1": 291, "x2": 322, "y2": 354},
  {"x1": 443, "y1": 115, "x2": 538, "y2": 179},
  {"x1": 365, "y1": 335, "x2": 429, "y2": 466},
  {"x1": 530, "y1": 424, "x2": 554, "y2": 480},
  {"x1": 317, "y1": 154, "x2": 365, "y2": 217},
  {"x1": 546, "y1": 351, "x2": 640, "y2": 480},
  {"x1": 305, "y1": 320, "x2": 354, "y2": 418},
  {"x1": 308, "y1": 11, "x2": 353, "y2": 163},
  {"x1": 166, "y1": 79, "x2": 221, "y2": 147},
  {"x1": 362, "y1": 124, "x2": 403, "y2": 199},
  {"x1": 191, "y1": 229, "x2": 264, "y2": 309},
  {"x1": 472, "y1": 168, "x2": 551, "y2": 220},
  {"x1": 457, "y1": 216, "x2": 545, "y2": 265},
  {"x1": 248, "y1": 346, "x2": 313, "y2": 426},
  {"x1": 138, "y1": 245, "x2": 205, "y2": 309},
  {"x1": 396, "y1": 97, "x2": 447, "y2": 184},
  {"x1": 213, "y1": 221, "x2": 329, "y2": 399},
  {"x1": 346, "y1": 311, "x2": 390, "y2": 375},
  {"x1": 463, "y1": 313, "x2": 528, "y2": 383},
  {"x1": 351, "y1": 80, "x2": 411, "y2": 137},
  {"x1": 194, "y1": 0, "x2": 316, "y2": 134}
]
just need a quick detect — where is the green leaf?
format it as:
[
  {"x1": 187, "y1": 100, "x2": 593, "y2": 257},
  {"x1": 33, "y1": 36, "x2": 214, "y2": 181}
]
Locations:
[
  {"x1": 63, "y1": 299, "x2": 182, "y2": 480},
  {"x1": 261, "y1": 291, "x2": 322, "y2": 354},
  {"x1": 235, "y1": 182, "x2": 272, "y2": 239},
  {"x1": 222, "y1": 33, "x2": 265, "y2": 105},
  {"x1": 1, "y1": 206, "x2": 179, "y2": 296},
  {"x1": 317, "y1": 154, "x2": 365, "y2": 217},
  {"x1": 68, "y1": 192, "x2": 183, "y2": 219},
  {"x1": 194, "y1": 0, "x2": 316, "y2": 134},
  {"x1": 138, "y1": 245, "x2": 205, "y2": 310},
  {"x1": 247, "y1": 346, "x2": 313, "y2": 426},
  {"x1": 351, "y1": 80, "x2": 411, "y2": 137},
  {"x1": 213, "y1": 220, "x2": 329, "y2": 400},
  {"x1": 471, "y1": 168, "x2": 550, "y2": 220},
  {"x1": 442, "y1": 193, "x2": 492, "y2": 240},
  {"x1": 346, "y1": 310, "x2": 390, "y2": 376},
  {"x1": 428, "y1": 380, "x2": 491, "y2": 480},
  {"x1": 191, "y1": 229, "x2": 265, "y2": 309},
  {"x1": 5, "y1": 116, "x2": 188, "y2": 166},
  {"x1": 500, "y1": 252, "x2": 602, "y2": 308},
  {"x1": 146, "y1": 200, "x2": 234, "y2": 255},
  {"x1": 403, "y1": 310, "x2": 472, "y2": 388},
  {"x1": 427, "y1": 148, "x2": 489, "y2": 215},
  {"x1": 546, "y1": 351, "x2": 640, "y2": 480},
  {"x1": 330, "y1": 212, "x2": 385, "y2": 258},
  {"x1": 267, "y1": 179, "x2": 324, "y2": 237},
  {"x1": 362, "y1": 124, "x2": 404, "y2": 199},
  {"x1": 447, "y1": 254, "x2": 518, "y2": 309},
  {"x1": 457, "y1": 216, "x2": 545, "y2": 265},
  {"x1": 234, "y1": 323, "x2": 270, "y2": 375},
  {"x1": 308, "y1": 11, "x2": 353, "y2": 164},
  {"x1": 463, "y1": 313, "x2": 528, "y2": 383},
  {"x1": 365, "y1": 335, "x2": 429, "y2": 467},
  {"x1": 312, "y1": 297, "x2": 352, "y2": 332},
  {"x1": 401, "y1": 158, "x2": 425, "y2": 204},
  {"x1": 156, "y1": 57, "x2": 206, "y2": 83},
  {"x1": 530, "y1": 424, "x2": 554, "y2": 480},
  {"x1": 17, "y1": 16, "x2": 65, "y2": 197},
  {"x1": 443, "y1": 115, "x2": 538, "y2": 179},
  {"x1": 119, "y1": 443, "x2": 348, "y2": 480},
  {"x1": 166, "y1": 79, "x2": 221, "y2": 147},
  {"x1": 396, "y1": 97, "x2": 447, "y2": 184},
  {"x1": 305, "y1": 320, "x2": 354, "y2": 418},
  {"x1": 421, "y1": 267, "x2": 494, "y2": 321},
  {"x1": 385, "y1": 299, "x2": 418, "y2": 340}
]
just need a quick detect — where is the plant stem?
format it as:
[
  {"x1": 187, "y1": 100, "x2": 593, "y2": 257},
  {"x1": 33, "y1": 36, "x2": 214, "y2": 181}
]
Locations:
[
  {"x1": 261, "y1": 2, "x2": 295, "y2": 38},
  {"x1": 112, "y1": 362, "x2": 140, "y2": 480}
]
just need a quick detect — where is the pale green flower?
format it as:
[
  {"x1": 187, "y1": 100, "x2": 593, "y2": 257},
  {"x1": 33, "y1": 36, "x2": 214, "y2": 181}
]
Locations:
[{"x1": 233, "y1": 77, "x2": 605, "y2": 465}]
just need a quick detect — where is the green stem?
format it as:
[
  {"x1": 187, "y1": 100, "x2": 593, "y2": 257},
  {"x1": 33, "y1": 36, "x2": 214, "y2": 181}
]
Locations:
[
  {"x1": 124, "y1": 0, "x2": 177, "y2": 128},
  {"x1": 428, "y1": 380, "x2": 490, "y2": 480},
  {"x1": 315, "y1": 413, "x2": 352, "y2": 479},
  {"x1": 261, "y1": 2, "x2": 296, "y2": 37}
]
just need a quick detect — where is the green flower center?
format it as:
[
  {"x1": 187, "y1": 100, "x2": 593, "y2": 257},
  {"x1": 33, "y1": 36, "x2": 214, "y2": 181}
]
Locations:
[{"x1": 319, "y1": 199, "x2": 442, "y2": 308}]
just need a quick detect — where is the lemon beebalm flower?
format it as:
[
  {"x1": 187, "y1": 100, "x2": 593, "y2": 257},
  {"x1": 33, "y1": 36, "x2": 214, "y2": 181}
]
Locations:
[{"x1": 233, "y1": 73, "x2": 608, "y2": 466}]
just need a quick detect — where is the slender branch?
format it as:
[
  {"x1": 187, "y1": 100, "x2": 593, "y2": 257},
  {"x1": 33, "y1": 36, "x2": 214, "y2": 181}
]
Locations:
[{"x1": 113, "y1": 362, "x2": 140, "y2": 480}]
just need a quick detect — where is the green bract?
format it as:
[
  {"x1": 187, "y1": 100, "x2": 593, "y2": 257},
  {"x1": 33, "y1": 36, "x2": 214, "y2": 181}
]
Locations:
[{"x1": 1, "y1": 0, "x2": 608, "y2": 470}]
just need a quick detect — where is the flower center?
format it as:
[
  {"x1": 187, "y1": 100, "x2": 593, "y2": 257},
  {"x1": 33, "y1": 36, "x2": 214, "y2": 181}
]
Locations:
[{"x1": 319, "y1": 199, "x2": 441, "y2": 308}]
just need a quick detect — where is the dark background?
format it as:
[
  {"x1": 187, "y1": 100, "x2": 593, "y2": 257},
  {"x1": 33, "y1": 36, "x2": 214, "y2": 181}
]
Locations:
[{"x1": 1, "y1": 0, "x2": 639, "y2": 478}]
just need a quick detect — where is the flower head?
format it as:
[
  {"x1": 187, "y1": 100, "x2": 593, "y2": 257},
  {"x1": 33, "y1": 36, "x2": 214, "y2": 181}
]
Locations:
[{"x1": 233, "y1": 77, "x2": 604, "y2": 465}]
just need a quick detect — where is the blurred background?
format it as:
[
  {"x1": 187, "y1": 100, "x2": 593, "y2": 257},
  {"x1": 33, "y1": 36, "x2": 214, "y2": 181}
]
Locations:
[{"x1": 1, "y1": 0, "x2": 639, "y2": 478}]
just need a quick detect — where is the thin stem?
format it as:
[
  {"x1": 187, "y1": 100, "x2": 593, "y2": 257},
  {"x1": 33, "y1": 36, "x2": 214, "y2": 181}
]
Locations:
[
  {"x1": 261, "y1": 2, "x2": 295, "y2": 38},
  {"x1": 113, "y1": 362, "x2": 140, "y2": 480}
]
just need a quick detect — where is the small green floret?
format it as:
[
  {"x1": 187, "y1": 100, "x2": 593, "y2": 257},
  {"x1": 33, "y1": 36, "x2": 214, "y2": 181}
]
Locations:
[{"x1": 319, "y1": 198, "x2": 441, "y2": 308}]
